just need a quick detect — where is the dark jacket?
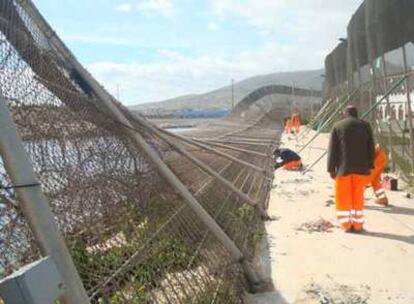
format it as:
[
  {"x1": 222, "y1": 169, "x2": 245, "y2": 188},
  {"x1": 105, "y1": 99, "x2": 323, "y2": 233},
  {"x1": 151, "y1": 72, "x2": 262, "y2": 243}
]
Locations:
[
  {"x1": 327, "y1": 117, "x2": 375, "y2": 176},
  {"x1": 276, "y1": 148, "x2": 301, "y2": 162}
]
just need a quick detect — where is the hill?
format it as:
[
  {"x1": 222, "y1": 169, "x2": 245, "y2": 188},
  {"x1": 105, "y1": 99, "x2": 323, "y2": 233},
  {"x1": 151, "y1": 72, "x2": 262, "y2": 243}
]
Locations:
[{"x1": 130, "y1": 69, "x2": 324, "y2": 114}]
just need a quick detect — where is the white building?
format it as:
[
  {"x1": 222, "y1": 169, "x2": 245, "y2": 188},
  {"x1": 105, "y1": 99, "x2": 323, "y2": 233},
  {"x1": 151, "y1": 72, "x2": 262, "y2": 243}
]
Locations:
[{"x1": 377, "y1": 90, "x2": 414, "y2": 121}]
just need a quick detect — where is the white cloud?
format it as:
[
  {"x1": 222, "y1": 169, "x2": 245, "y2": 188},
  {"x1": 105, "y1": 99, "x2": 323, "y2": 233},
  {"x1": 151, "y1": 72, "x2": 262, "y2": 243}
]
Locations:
[
  {"x1": 88, "y1": 0, "x2": 364, "y2": 105},
  {"x1": 207, "y1": 21, "x2": 220, "y2": 31},
  {"x1": 156, "y1": 48, "x2": 186, "y2": 60},
  {"x1": 87, "y1": 43, "x2": 322, "y2": 105},
  {"x1": 116, "y1": 3, "x2": 132, "y2": 12},
  {"x1": 135, "y1": 0, "x2": 176, "y2": 18},
  {"x1": 114, "y1": 0, "x2": 176, "y2": 17},
  {"x1": 211, "y1": 0, "x2": 363, "y2": 54}
]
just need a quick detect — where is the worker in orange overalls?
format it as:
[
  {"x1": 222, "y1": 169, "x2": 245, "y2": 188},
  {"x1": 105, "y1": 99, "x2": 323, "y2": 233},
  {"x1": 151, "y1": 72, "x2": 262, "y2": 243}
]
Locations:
[
  {"x1": 284, "y1": 117, "x2": 292, "y2": 133},
  {"x1": 369, "y1": 144, "x2": 389, "y2": 206},
  {"x1": 292, "y1": 111, "x2": 301, "y2": 133},
  {"x1": 327, "y1": 105, "x2": 375, "y2": 232},
  {"x1": 274, "y1": 148, "x2": 303, "y2": 171}
]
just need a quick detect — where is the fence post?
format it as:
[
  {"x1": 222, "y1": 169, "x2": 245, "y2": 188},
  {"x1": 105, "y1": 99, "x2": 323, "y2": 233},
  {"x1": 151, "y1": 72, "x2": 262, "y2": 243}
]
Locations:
[
  {"x1": 402, "y1": 45, "x2": 414, "y2": 178},
  {"x1": 381, "y1": 54, "x2": 395, "y2": 172},
  {"x1": 303, "y1": 76, "x2": 408, "y2": 174},
  {"x1": 0, "y1": 93, "x2": 90, "y2": 304},
  {"x1": 298, "y1": 88, "x2": 359, "y2": 153}
]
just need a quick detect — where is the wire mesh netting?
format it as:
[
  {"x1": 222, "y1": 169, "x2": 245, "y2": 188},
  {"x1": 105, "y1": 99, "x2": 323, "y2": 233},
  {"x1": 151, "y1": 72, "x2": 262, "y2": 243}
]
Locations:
[
  {"x1": 321, "y1": 0, "x2": 414, "y2": 185},
  {"x1": 0, "y1": 0, "x2": 325, "y2": 303}
]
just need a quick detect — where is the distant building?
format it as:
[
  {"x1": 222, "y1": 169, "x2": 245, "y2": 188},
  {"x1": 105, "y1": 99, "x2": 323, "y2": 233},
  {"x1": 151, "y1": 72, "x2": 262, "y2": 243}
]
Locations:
[
  {"x1": 174, "y1": 108, "x2": 230, "y2": 119},
  {"x1": 378, "y1": 90, "x2": 414, "y2": 122}
]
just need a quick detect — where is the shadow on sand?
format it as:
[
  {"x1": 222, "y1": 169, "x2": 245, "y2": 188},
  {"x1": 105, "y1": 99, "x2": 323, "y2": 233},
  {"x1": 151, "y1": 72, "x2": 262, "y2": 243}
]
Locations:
[
  {"x1": 366, "y1": 204, "x2": 414, "y2": 217},
  {"x1": 361, "y1": 230, "x2": 414, "y2": 244},
  {"x1": 362, "y1": 204, "x2": 414, "y2": 244},
  {"x1": 247, "y1": 234, "x2": 289, "y2": 304}
]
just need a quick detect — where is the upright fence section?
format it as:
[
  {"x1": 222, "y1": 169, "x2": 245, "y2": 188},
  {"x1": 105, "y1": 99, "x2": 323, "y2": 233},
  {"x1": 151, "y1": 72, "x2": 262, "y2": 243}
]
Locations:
[{"x1": 318, "y1": 0, "x2": 414, "y2": 187}]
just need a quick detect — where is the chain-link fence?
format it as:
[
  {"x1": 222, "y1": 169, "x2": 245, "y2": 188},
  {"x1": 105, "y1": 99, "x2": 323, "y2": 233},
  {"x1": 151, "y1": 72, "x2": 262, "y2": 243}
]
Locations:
[
  {"x1": 0, "y1": 0, "x2": 320, "y2": 303},
  {"x1": 322, "y1": 0, "x2": 414, "y2": 187}
]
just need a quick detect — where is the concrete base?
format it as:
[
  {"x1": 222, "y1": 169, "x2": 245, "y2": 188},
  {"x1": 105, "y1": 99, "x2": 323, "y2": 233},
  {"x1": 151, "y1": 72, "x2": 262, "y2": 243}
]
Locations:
[{"x1": 245, "y1": 291, "x2": 288, "y2": 304}]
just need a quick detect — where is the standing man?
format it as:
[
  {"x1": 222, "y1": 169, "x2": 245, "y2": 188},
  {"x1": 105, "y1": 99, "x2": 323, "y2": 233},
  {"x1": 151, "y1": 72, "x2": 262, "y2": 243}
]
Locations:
[{"x1": 327, "y1": 105, "x2": 375, "y2": 232}]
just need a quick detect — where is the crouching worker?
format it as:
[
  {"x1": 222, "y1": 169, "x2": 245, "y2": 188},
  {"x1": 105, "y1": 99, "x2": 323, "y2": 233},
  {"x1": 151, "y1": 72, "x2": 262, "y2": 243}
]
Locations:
[
  {"x1": 369, "y1": 144, "x2": 389, "y2": 206},
  {"x1": 274, "y1": 148, "x2": 303, "y2": 170}
]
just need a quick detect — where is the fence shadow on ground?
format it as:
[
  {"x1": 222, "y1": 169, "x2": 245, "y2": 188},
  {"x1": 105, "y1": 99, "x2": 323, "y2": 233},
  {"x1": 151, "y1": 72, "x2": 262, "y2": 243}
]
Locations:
[
  {"x1": 362, "y1": 231, "x2": 414, "y2": 245},
  {"x1": 366, "y1": 204, "x2": 414, "y2": 217}
]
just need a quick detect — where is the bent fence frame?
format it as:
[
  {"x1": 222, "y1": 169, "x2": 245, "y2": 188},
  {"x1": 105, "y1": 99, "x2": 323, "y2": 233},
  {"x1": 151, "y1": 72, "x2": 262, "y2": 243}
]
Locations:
[
  {"x1": 303, "y1": 75, "x2": 409, "y2": 175},
  {"x1": 0, "y1": 0, "x2": 278, "y2": 302},
  {"x1": 297, "y1": 88, "x2": 360, "y2": 154}
]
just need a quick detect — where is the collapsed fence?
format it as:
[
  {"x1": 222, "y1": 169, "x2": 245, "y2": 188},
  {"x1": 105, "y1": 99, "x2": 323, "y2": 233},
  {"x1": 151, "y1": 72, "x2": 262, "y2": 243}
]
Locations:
[
  {"x1": 314, "y1": 0, "x2": 414, "y2": 187},
  {"x1": 0, "y1": 0, "x2": 320, "y2": 303}
]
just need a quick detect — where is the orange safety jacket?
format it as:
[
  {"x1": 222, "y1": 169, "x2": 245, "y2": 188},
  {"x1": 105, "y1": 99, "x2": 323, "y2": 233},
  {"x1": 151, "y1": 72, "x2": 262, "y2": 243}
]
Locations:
[
  {"x1": 373, "y1": 147, "x2": 387, "y2": 173},
  {"x1": 371, "y1": 146, "x2": 387, "y2": 197},
  {"x1": 285, "y1": 119, "x2": 292, "y2": 131},
  {"x1": 292, "y1": 113, "x2": 301, "y2": 129}
]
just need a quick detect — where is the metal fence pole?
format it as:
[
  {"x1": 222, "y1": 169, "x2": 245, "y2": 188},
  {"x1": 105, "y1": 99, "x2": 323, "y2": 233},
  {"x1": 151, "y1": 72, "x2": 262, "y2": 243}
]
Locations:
[
  {"x1": 156, "y1": 127, "x2": 267, "y2": 174},
  {"x1": 303, "y1": 75, "x2": 408, "y2": 174},
  {"x1": 297, "y1": 99, "x2": 332, "y2": 141},
  {"x1": 0, "y1": 94, "x2": 90, "y2": 304},
  {"x1": 298, "y1": 88, "x2": 359, "y2": 153},
  {"x1": 402, "y1": 45, "x2": 414, "y2": 177},
  {"x1": 381, "y1": 54, "x2": 395, "y2": 172},
  {"x1": 369, "y1": 65, "x2": 382, "y2": 144}
]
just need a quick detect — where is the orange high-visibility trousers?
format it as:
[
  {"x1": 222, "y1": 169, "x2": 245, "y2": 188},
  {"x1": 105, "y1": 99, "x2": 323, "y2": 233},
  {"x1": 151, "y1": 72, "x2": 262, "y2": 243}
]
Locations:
[
  {"x1": 370, "y1": 148, "x2": 388, "y2": 205},
  {"x1": 285, "y1": 119, "x2": 292, "y2": 133},
  {"x1": 335, "y1": 174, "x2": 370, "y2": 231},
  {"x1": 283, "y1": 160, "x2": 302, "y2": 170},
  {"x1": 292, "y1": 113, "x2": 301, "y2": 133}
]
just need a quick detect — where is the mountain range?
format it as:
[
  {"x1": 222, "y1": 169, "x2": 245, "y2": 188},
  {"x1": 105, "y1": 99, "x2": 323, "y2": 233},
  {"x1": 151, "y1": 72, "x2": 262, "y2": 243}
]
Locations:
[{"x1": 130, "y1": 69, "x2": 324, "y2": 114}]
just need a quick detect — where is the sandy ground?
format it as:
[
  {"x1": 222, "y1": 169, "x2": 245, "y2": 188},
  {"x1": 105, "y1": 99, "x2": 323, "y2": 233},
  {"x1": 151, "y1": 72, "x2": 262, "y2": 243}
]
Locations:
[{"x1": 253, "y1": 128, "x2": 414, "y2": 304}]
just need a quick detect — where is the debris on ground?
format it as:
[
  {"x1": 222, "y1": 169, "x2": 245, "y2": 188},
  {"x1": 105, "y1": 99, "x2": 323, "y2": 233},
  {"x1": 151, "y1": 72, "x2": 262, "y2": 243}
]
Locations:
[
  {"x1": 296, "y1": 218, "x2": 334, "y2": 233},
  {"x1": 296, "y1": 283, "x2": 370, "y2": 304},
  {"x1": 325, "y1": 199, "x2": 334, "y2": 207}
]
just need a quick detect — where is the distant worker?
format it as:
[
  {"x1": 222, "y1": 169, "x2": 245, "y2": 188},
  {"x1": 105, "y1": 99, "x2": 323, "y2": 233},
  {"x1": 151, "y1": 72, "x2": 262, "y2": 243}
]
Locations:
[
  {"x1": 327, "y1": 105, "x2": 375, "y2": 232},
  {"x1": 285, "y1": 117, "x2": 292, "y2": 133},
  {"x1": 292, "y1": 111, "x2": 301, "y2": 133},
  {"x1": 274, "y1": 148, "x2": 303, "y2": 170},
  {"x1": 369, "y1": 144, "x2": 389, "y2": 206}
]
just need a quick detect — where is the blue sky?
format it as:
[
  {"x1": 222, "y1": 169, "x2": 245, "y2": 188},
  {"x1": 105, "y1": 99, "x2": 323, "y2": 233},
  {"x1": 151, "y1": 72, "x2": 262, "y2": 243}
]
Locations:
[{"x1": 34, "y1": 0, "x2": 363, "y2": 105}]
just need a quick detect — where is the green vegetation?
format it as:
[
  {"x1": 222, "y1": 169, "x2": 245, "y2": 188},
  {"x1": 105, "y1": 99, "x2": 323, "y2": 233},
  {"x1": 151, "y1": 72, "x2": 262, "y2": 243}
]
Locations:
[
  {"x1": 234, "y1": 205, "x2": 265, "y2": 252},
  {"x1": 201, "y1": 188, "x2": 264, "y2": 253},
  {"x1": 68, "y1": 187, "x2": 264, "y2": 303},
  {"x1": 70, "y1": 213, "x2": 200, "y2": 303},
  {"x1": 190, "y1": 283, "x2": 237, "y2": 304}
]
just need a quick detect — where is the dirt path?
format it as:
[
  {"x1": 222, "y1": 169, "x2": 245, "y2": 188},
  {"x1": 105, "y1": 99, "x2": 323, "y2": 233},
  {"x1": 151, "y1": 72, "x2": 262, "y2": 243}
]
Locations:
[{"x1": 258, "y1": 129, "x2": 414, "y2": 304}]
